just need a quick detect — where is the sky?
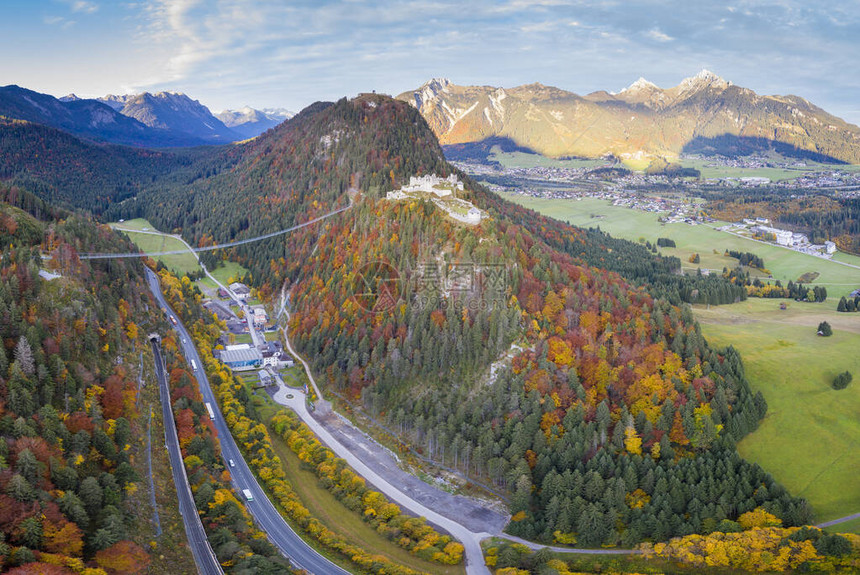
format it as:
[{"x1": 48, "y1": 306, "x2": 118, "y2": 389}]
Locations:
[{"x1": 2, "y1": 0, "x2": 859, "y2": 123}]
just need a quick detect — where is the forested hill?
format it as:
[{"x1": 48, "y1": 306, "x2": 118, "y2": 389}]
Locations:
[
  {"x1": 1, "y1": 93, "x2": 809, "y2": 548},
  {"x1": 222, "y1": 96, "x2": 806, "y2": 546},
  {"x1": 0, "y1": 117, "x2": 195, "y2": 214},
  {"x1": 0, "y1": 190, "x2": 156, "y2": 570},
  {"x1": 106, "y1": 94, "x2": 452, "y2": 291},
  {"x1": 0, "y1": 187, "x2": 295, "y2": 572}
]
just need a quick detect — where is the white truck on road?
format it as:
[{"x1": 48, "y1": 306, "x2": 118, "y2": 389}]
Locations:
[{"x1": 242, "y1": 489, "x2": 254, "y2": 502}]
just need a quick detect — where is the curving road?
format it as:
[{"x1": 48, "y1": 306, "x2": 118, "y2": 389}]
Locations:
[
  {"x1": 146, "y1": 268, "x2": 350, "y2": 575},
  {"x1": 150, "y1": 338, "x2": 223, "y2": 575},
  {"x1": 817, "y1": 512, "x2": 860, "y2": 529},
  {"x1": 276, "y1": 305, "x2": 639, "y2": 575}
]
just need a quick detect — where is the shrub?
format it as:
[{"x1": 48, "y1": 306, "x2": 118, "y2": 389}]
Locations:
[{"x1": 832, "y1": 371, "x2": 852, "y2": 390}]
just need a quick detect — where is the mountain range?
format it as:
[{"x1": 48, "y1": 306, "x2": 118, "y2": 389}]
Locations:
[
  {"x1": 96, "y1": 91, "x2": 240, "y2": 143},
  {"x1": 216, "y1": 106, "x2": 292, "y2": 139},
  {"x1": 397, "y1": 72, "x2": 860, "y2": 164},
  {"x1": 4, "y1": 87, "x2": 289, "y2": 147},
  {"x1": 0, "y1": 85, "x2": 206, "y2": 147}
]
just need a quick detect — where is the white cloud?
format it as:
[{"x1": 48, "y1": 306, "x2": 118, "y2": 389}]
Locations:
[
  {"x1": 43, "y1": 15, "x2": 77, "y2": 29},
  {"x1": 71, "y1": 1, "x2": 99, "y2": 13},
  {"x1": 520, "y1": 21, "x2": 556, "y2": 33},
  {"x1": 646, "y1": 28, "x2": 673, "y2": 42}
]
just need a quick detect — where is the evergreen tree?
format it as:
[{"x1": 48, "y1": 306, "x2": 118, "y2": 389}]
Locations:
[{"x1": 832, "y1": 371, "x2": 852, "y2": 390}]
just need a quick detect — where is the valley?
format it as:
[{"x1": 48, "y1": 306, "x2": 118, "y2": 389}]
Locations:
[
  {"x1": 489, "y1": 181, "x2": 860, "y2": 534},
  {"x1": 500, "y1": 194, "x2": 860, "y2": 296},
  {"x1": 3, "y1": 37, "x2": 860, "y2": 574}
]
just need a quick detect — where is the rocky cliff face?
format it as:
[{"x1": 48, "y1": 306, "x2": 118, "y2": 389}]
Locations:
[{"x1": 398, "y1": 72, "x2": 860, "y2": 163}]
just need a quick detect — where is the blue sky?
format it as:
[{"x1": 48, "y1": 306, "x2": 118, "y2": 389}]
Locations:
[{"x1": 2, "y1": 0, "x2": 859, "y2": 123}]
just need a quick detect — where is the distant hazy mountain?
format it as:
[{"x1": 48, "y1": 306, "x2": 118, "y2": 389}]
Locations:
[
  {"x1": 0, "y1": 85, "x2": 205, "y2": 147},
  {"x1": 100, "y1": 91, "x2": 240, "y2": 143},
  {"x1": 216, "y1": 106, "x2": 292, "y2": 139},
  {"x1": 98, "y1": 94, "x2": 134, "y2": 111},
  {"x1": 397, "y1": 72, "x2": 860, "y2": 164}
]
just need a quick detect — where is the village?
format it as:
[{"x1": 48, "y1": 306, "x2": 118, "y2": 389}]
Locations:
[
  {"x1": 717, "y1": 219, "x2": 839, "y2": 259},
  {"x1": 199, "y1": 280, "x2": 302, "y2": 392}
]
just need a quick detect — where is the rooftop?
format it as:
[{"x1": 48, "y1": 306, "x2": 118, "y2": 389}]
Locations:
[{"x1": 220, "y1": 347, "x2": 262, "y2": 364}]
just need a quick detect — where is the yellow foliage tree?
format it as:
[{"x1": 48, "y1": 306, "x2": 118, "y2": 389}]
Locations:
[
  {"x1": 624, "y1": 424, "x2": 642, "y2": 455},
  {"x1": 738, "y1": 508, "x2": 782, "y2": 530}
]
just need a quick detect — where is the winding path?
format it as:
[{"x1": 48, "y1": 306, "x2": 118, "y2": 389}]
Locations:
[{"x1": 817, "y1": 513, "x2": 860, "y2": 529}]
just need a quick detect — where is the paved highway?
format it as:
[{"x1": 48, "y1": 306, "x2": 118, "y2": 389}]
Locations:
[
  {"x1": 150, "y1": 338, "x2": 223, "y2": 575},
  {"x1": 146, "y1": 268, "x2": 350, "y2": 575}
]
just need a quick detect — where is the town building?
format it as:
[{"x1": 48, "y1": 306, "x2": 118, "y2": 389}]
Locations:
[
  {"x1": 229, "y1": 282, "x2": 251, "y2": 300},
  {"x1": 252, "y1": 306, "x2": 267, "y2": 327},
  {"x1": 825, "y1": 241, "x2": 837, "y2": 254},
  {"x1": 260, "y1": 341, "x2": 282, "y2": 367},
  {"x1": 219, "y1": 346, "x2": 262, "y2": 370},
  {"x1": 258, "y1": 370, "x2": 273, "y2": 386}
]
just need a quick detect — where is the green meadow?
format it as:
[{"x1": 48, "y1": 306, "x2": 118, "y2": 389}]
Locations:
[
  {"x1": 488, "y1": 147, "x2": 608, "y2": 169},
  {"x1": 678, "y1": 156, "x2": 860, "y2": 182},
  {"x1": 110, "y1": 219, "x2": 201, "y2": 275},
  {"x1": 696, "y1": 299, "x2": 860, "y2": 530},
  {"x1": 502, "y1": 194, "x2": 860, "y2": 297},
  {"x1": 111, "y1": 218, "x2": 250, "y2": 283},
  {"x1": 503, "y1": 194, "x2": 860, "y2": 531},
  {"x1": 208, "y1": 260, "x2": 249, "y2": 285}
]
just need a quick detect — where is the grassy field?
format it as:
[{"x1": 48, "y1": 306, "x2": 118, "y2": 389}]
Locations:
[
  {"x1": 678, "y1": 156, "x2": 860, "y2": 182},
  {"x1": 488, "y1": 148, "x2": 608, "y2": 169},
  {"x1": 279, "y1": 365, "x2": 308, "y2": 389},
  {"x1": 826, "y1": 517, "x2": 860, "y2": 534},
  {"x1": 231, "y1": 333, "x2": 253, "y2": 345},
  {"x1": 503, "y1": 194, "x2": 860, "y2": 297},
  {"x1": 242, "y1": 383, "x2": 465, "y2": 575},
  {"x1": 696, "y1": 299, "x2": 860, "y2": 529},
  {"x1": 209, "y1": 260, "x2": 249, "y2": 286},
  {"x1": 110, "y1": 219, "x2": 201, "y2": 275},
  {"x1": 112, "y1": 217, "x2": 157, "y2": 231},
  {"x1": 111, "y1": 218, "x2": 251, "y2": 286}
]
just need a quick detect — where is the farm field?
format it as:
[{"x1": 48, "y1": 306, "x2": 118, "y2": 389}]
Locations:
[
  {"x1": 488, "y1": 148, "x2": 608, "y2": 169},
  {"x1": 110, "y1": 219, "x2": 201, "y2": 275},
  {"x1": 677, "y1": 156, "x2": 860, "y2": 181},
  {"x1": 696, "y1": 299, "x2": 860, "y2": 530},
  {"x1": 502, "y1": 194, "x2": 860, "y2": 297}
]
